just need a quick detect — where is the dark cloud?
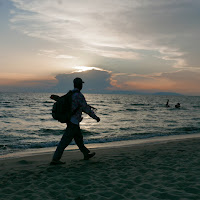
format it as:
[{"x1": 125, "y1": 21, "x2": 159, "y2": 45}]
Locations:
[
  {"x1": 1, "y1": 69, "x2": 200, "y2": 95},
  {"x1": 0, "y1": 69, "x2": 113, "y2": 93},
  {"x1": 53, "y1": 69, "x2": 112, "y2": 93}
]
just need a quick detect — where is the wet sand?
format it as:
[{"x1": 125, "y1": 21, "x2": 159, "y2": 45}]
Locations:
[{"x1": 1, "y1": 136, "x2": 200, "y2": 200}]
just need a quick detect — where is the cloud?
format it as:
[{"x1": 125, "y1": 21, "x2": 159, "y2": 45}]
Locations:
[
  {"x1": 110, "y1": 73, "x2": 173, "y2": 92},
  {"x1": 157, "y1": 70, "x2": 200, "y2": 94},
  {"x1": 38, "y1": 49, "x2": 77, "y2": 59},
  {"x1": 4, "y1": 0, "x2": 200, "y2": 95},
  {"x1": 111, "y1": 69, "x2": 200, "y2": 94},
  {"x1": 0, "y1": 68, "x2": 113, "y2": 93},
  {"x1": 10, "y1": 0, "x2": 200, "y2": 70},
  {"x1": 81, "y1": 45, "x2": 141, "y2": 60},
  {"x1": 53, "y1": 69, "x2": 112, "y2": 93},
  {"x1": 1, "y1": 67, "x2": 200, "y2": 95}
]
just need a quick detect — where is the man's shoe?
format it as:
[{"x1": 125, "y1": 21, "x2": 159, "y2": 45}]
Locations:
[
  {"x1": 50, "y1": 160, "x2": 66, "y2": 165},
  {"x1": 84, "y1": 152, "x2": 96, "y2": 160}
]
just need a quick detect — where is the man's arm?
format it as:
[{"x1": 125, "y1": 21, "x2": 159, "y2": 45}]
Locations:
[{"x1": 80, "y1": 95, "x2": 100, "y2": 122}]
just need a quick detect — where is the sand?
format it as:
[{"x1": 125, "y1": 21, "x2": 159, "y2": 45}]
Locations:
[{"x1": 1, "y1": 135, "x2": 200, "y2": 200}]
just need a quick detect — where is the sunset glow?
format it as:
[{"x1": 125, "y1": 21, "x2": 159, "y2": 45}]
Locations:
[
  {"x1": 73, "y1": 66, "x2": 102, "y2": 72},
  {"x1": 0, "y1": 0, "x2": 200, "y2": 94}
]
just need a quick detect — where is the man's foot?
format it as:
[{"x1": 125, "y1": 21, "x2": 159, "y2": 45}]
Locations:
[
  {"x1": 84, "y1": 152, "x2": 96, "y2": 160},
  {"x1": 50, "y1": 160, "x2": 66, "y2": 165}
]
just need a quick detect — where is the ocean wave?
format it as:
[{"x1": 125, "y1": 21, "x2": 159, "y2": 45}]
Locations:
[
  {"x1": 131, "y1": 103, "x2": 149, "y2": 106},
  {"x1": 1, "y1": 105, "x2": 15, "y2": 108},
  {"x1": 119, "y1": 127, "x2": 133, "y2": 131},
  {"x1": 43, "y1": 101, "x2": 53, "y2": 104},
  {"x1": 172, "y1": 126, "x2": 200, "y2": 134},
  {"x1": 7, "y1": 141, "x2": 59, "y2": 149},
  {"x1": 43, "y1": 104, "x2": 52, "y2": 107},
  {"x1": 83, "y1": 132, "x2": 173, "y2": 144},
  {"x1": 113, "y1": 101, "x2": 122, "y2": 104},
  {"x1": 38, "y1": 128, "x2": 65, "y2": 136},
  {"x1": 82, "y1": 129, "x2": 100, "y2": 136},
  {"x1": 192, "y1": 118, "x2": 200, "y2": 120},
  {"x1": 0, "y1": 144, "x2": 9, "y2": 150},
  {"x1": 3, "y1": 132, "x2": 200, "y2": 151},
  {"x1": 193, "y1": 106, "x2": 200, "y2": 108},
  {"x1": 126, "y1": 108, "x2": 138, "y2": 112},
  {"x1": 2, "y1": 101, "x2": 11, "y2": 103},
  {"x1": 2, "y1": 135, "x2": 152, "y2": 150}
]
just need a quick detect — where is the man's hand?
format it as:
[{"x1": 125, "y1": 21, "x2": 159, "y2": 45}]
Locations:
[
  {"x1": 50, "y1": 95, "x2": 60, "y2": 101},
  {"x1": 96, "y1": 117, "x2": 100, "y2": 122}
]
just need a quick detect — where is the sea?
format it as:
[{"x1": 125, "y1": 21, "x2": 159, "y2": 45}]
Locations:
[{"x1": 0, "y1": 92, "x2": 200, "y2": 158}]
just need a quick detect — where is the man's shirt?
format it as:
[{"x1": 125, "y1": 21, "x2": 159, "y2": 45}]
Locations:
[{"x1": 70, "y1": 88, "x2": 98, "y2": 125}]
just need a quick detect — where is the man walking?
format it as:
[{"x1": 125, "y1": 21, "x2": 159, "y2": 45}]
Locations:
[{"x1": 51, "y1": 77, "x2": 100, "y2": 165}]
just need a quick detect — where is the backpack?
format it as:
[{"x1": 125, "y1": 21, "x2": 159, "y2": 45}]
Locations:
[{"x1": 52, "y1": 90, "x2": 79, "y2": 123}]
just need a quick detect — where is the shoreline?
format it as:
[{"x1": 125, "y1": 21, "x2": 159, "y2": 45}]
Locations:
[{"x1": 1, "y1": 133, "x2": 200, "y2": 161}]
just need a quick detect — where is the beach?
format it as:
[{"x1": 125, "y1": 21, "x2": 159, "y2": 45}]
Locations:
[{"x1": 1, "y1": 135, "x2": 200, "y2": 200}]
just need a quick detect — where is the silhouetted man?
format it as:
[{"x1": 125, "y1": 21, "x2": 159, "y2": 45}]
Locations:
[{"x1": 51, "y1": 77, "x2": 100, "y2": 165}]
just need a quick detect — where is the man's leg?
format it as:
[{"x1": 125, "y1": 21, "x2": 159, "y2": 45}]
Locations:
[
  {"x1": 73, "y1": 125, "x2": 90, "y2": 155},
  {"x1": 52, "y1": 125, "x2": 74, "y2": 162}
]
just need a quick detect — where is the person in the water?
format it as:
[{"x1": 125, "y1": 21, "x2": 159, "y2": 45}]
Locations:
[
  {"x1": 175, "y1": 103, "x2": 180, "y2": 108},
  {"x1": 166, "y1": 99, "x2": 170, "y2": 107}
]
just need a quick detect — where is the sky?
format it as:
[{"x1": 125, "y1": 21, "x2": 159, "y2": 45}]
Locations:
[{"x1": 0, "y1": 0, "x2": 200, "y2": 95}]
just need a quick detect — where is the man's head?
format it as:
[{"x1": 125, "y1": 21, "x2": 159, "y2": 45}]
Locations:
[{"x1": 73, "y1": 77, "x2": 84, "y2": 90}]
